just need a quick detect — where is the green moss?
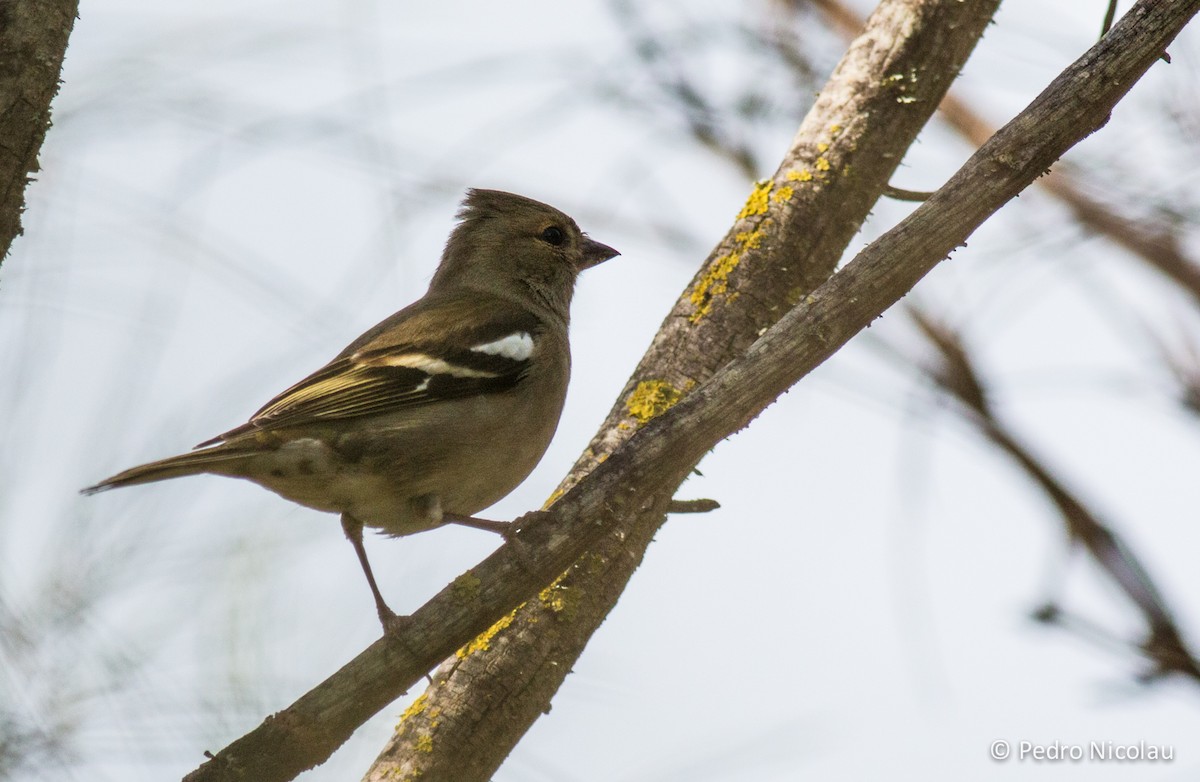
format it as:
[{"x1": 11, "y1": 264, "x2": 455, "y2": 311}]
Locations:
[
  {"x1": 539, "y1": 579, "x2": 582, "y2": 622},
  {"x1": 450, "y1": 572, "x2": 481, "y2": 604}
]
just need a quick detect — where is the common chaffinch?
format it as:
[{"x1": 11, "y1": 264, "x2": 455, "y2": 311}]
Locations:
[{"x1": 85, "y1": 189, "x2": 619, "y2": 633}]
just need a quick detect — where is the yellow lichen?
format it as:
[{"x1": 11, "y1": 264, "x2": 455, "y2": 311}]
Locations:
[
  {"x1": 450, "y1": 572, "x2": 481, "y2": 603},
  {"x1": 400, "y1": 693, "x2": 428, "y2": 724},
  {"x1": 456, "y1": 609, "x2": 517, "y2": 658},
  {"x1": 689, "y1": 251, "x2": 740, "y2": 321},
  {"x1": 539, "y1": 576, "x2": 582, "y2": 622},
  {"x1": 626, "y1": 379, "x2": 684, "y2": 423},
  {"x1": 829, "y1": 123, "x2": 843, "y2": 135},
  {"x1": 771, "y1": 185, "x2": 794, "y2": 204},
  {"x1": 690, "y1": 223, "x2": 772, "y2": 322},
  {"x1": 542, "y1": 486, "x2": 565, "y2": 510},
  {"x1": 815, "y1": 157, "x2": 831, "y2": 172},
  {"x1": 817, "y1": 142, "x2": 829, "y2": 153},
  {"x1": 735, "y1": 229, "x2": 764, "y2": 249},
  {"x1": 736, "y1": 180, "x2": 773, "y2": 219},
  {"x1": 787, "y1": 168, "x2": 813, "y2": 182},
  {"x1": 416, "y1": 734, "x2": 434, "y2": 753}
]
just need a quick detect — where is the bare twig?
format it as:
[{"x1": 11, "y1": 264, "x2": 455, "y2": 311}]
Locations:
[
  {"x1": 884, "y1": 185, "x2": 935, "y2": 202},
  {"x1": 1102, "y1": 0, "x2": 1121, "y2": 37}
]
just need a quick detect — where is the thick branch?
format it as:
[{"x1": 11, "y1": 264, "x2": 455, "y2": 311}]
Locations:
[
  {"x1": 0, "y1": 0, "x2": 78, "y2": 264},
  {"x1": 183, "y1": 1, "x2": 1198, "y2": 779},
  {"x1": 365, "y1": 2, "x2": 1200, "y2": 779},
  {"x1": 366, "y1": 0, "x2": 1004, "y2": 777}
]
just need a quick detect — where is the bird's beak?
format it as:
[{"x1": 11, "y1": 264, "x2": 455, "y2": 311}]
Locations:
[{"x1": 579, "y1": 236, "x2": 620, "y2": 270}]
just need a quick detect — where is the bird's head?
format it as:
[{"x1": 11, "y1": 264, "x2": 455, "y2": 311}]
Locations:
[{"x1": 433, "y1": 189, "x2": 619, "y2": 317}]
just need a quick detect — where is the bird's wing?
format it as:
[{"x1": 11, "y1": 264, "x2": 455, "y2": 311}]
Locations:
[{"x1": 198, "y1": 295, "x2": 542, "y2": 446}]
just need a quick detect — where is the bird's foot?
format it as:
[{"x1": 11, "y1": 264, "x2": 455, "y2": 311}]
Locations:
[{"x1": 502, "y1": 511, "x2": 550, "y2": 572}]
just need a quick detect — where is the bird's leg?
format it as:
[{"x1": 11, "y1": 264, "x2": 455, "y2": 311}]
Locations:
[
  {"x1": 441, "y1": 513, "x2": 515, "y2": 538},
  {"x1": 442, "y1": 511, "x2": 540, "y2": 572},
  {"x1": 415, "y1": 491, "x2": 517, "y2": 539},
  {"x1": 341, "y1": 514, "x2": 409, "y2": 635},
  {"x1": 419, "y1": 494, "x2": 536, "y2": 567}
]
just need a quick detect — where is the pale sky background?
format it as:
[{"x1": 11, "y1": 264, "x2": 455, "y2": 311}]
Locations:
[{"x1": 3, "y1": 1, "x2": 1200, "y2": 780}]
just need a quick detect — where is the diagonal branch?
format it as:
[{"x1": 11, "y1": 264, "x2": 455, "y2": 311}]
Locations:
[
  {"x1": 367, "y1": 0, "x2": 1200, "y2": 779},
  {"x1": 366, "y1": 0, "x2": 1006, "y2": 777},
  {"x1": 183, "y1": 1, "x2": 1199, "y2": 779}
]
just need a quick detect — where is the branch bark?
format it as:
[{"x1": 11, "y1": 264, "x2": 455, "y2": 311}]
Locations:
[
  {"x1": 180, "y1": 0, "x2": 1199, "y2": 779},
  {"x1": 0, "y1": 0, "x2": 78, "y2": 265}
]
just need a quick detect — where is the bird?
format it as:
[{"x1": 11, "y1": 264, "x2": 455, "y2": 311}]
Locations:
[{"x1": 83, "y1": 188, "x2": 619, "y2": 634}]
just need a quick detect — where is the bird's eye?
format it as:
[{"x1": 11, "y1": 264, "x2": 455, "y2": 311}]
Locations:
[{"x1": 541, "y1": 226, "x2": 566, "y2": 246}]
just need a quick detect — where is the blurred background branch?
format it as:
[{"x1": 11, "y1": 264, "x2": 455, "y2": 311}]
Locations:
[{"x1": 904, "y1": 306, "x2": 1200, "y2": 682}]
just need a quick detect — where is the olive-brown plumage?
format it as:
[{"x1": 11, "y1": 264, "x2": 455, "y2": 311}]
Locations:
[{"x1": 84, "y1": 189, "x2": 618, "y2": 632}]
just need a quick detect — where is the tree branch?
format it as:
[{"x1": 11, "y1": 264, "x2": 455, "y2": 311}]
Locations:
[
  {"x1": 0, "y1": 0, "x2": 79, "y2": 265},
  {"x1": 366, "y1": 0, "x2": 1005, "y2": 777},
  {"x1": 181, "y1": 0, "x2": 1199, "y2": 779}
]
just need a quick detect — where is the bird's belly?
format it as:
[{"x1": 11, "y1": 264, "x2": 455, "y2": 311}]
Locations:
[{"x1": 238, "y1": 407, "x2": 556, "y2": 537}]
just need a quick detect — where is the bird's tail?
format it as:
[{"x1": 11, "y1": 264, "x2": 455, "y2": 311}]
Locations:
[{"x1": 81, "y1": 446, "x2": 254, "y2": 494}]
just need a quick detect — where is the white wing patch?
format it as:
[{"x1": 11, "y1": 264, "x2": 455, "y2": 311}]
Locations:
[
  {"x1": 471, "y1": 331, "x2": 534, "y2": 361},
  {"x1": 360, "y1": 353, "x2": 500, "y2": 378}
]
